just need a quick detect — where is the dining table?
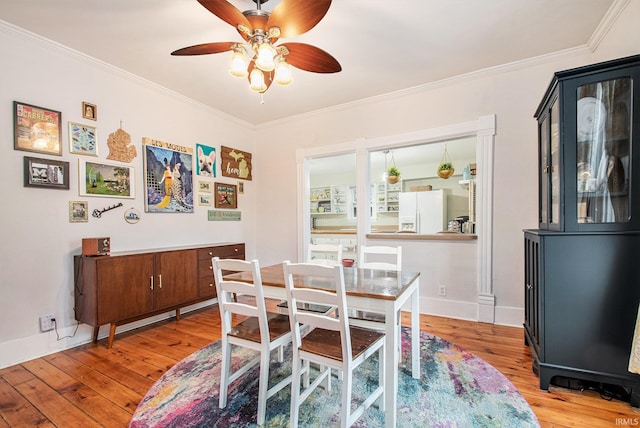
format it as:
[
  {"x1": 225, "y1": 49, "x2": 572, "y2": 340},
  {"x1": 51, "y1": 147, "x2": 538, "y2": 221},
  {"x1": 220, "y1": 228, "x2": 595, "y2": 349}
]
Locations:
[{"x1": 224, "y1": 263, "x2": 421, "y2": 428}]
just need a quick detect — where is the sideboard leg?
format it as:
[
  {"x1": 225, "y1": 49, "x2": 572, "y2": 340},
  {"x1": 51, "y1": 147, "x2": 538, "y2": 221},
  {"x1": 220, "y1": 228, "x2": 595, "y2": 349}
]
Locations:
[
  {"x1": 176, "y1": 308, "x2": 181, "y2": 321},
  {"x1": 92, "y1": 326, "x2": 99, "y2": 343},
  {"x1": 107, "y1": 323, "x2": 116, "y2": 349}
]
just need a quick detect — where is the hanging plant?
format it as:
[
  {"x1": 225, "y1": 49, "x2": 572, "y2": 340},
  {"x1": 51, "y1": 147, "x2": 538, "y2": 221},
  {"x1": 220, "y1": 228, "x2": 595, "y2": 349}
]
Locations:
[
  {"x1": 437, "y1": 144, "x2": 455, "y2": 179},
  {"x1": 387, "y1": 153, "x2": 400, "y2": 184}
]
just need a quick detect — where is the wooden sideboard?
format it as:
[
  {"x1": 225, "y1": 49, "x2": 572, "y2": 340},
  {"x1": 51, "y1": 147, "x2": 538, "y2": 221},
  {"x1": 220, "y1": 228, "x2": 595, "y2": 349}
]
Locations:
[{"x1": 74, "y1": 242, "x2": 245, "y2": 348}]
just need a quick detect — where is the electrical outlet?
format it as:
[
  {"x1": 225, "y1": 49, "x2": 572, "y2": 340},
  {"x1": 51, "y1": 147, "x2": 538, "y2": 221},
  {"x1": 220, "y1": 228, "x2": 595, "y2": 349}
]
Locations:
[
  {"x1": 439, "y1": 285, "x2": 446, "y2": 296},
  {"x1": 39, "y1": 315, "x2": 55, "y2": 332}
]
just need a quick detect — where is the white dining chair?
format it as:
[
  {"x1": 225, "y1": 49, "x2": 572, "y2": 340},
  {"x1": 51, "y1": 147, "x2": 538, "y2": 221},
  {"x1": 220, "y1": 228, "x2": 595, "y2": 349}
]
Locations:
[
  {"x1": 283, "y1": 261, "x2": 385, "y2": 428},
  {"x1": 307, "y1": 243, "x2": 343, "y2": 266},
  {"x1": 358, "y1": 245, "x2": 402, "y2": 271},
  {"x1": 212, "y1": 257, "x2": 293, "y2": 426}
]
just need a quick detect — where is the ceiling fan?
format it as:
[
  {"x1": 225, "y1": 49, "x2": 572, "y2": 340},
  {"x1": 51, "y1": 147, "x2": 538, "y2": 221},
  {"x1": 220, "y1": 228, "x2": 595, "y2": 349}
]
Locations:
[{"x1": 171, "y1": 0, "x2": 342, "y2": 94}]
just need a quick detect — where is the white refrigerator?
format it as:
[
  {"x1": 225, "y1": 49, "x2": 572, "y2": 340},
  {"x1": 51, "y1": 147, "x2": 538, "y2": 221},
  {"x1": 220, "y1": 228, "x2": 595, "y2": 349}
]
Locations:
[{"x1": 398, "y1": 189, "x2": 447, "y2": 233}]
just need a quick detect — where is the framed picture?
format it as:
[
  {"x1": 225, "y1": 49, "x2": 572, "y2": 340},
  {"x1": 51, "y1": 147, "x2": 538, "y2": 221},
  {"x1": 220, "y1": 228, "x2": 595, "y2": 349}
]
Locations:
[
  {"x1": 23, "y1": 156, "x2": 70, "y2": 189},
  {"x1": 79, "y1": 160, "x2": 135, "y2": 198},
  {"x1": 82, "y1": 102, "x2": 97, "y2": 121},
  {"x1": 221, "y1": 146, "x2": 252, "y2": 180},
  {"x1": 142, "y1": 137, "x2": 194, "y2": 213},
  {"x1": 196, "y1": 143, "x2": 216, "y2": 177},
  {"x1": 238, "y1": 181, "x2": 244, "y2": 194},
  {"x1": 198, "y1": 181, "x2": 211, "y2": 193},
  {"x1": 69, "y1": 201, "x2": 89, "y2": 223},
  {"x1": 69, "y1": 122, "x2": 98, "y2": 156},
  {"x1": 14, "y1": 101, "x2": 62, "y2": 156},
  {"x1": 214, "y1": 182, "x2": 237, "y2": 209},
  {"x1": 199, "y1": 194, "x2": 212, "y2": 206}
]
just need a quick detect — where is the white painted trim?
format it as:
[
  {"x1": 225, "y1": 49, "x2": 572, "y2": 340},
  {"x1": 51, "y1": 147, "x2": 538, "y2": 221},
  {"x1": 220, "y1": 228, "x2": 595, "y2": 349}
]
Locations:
[
  {"x1": 296, "y1": 115, "x2": 497, "y2": 322},
  {"x1": 0, "y1": 300, "x2": 216, "y2": 369},
  {"x1": 588, "y1": 0, "x2": 631, "y2": 52},
  {"x1": 420, "y1": 296, "x2": 524, "y2": 329}
]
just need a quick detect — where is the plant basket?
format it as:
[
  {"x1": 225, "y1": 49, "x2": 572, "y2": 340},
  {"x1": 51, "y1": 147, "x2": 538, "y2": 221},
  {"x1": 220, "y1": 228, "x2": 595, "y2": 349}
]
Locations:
[
  {"x1": 387, "y1": 175, "x2": 400, "y2": 184},
  {"x1": 437, "y1": 168, "x2": 455, "y2": 179},
  {"x1": 437, "y1": 144, "x2": 455, "y2": 179}
]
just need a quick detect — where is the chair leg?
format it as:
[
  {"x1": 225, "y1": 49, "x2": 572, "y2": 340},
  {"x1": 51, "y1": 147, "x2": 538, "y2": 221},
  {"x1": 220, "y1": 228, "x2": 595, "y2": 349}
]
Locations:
[
  {"x1": 219, "y1": 339, "x2": 231, "y2": 409},
  {"x1": 378, "y1": 346, "x2": 385, "y2": 412},
  {"x1": 256, "y1": 348, "x2": 270, "y2": 425},
  {"x1": 290, "y1": 353, "x2": 302, "y2": 428},
  {"x1": 342, "y1": 368, "x2": 352, "y2": 428}
]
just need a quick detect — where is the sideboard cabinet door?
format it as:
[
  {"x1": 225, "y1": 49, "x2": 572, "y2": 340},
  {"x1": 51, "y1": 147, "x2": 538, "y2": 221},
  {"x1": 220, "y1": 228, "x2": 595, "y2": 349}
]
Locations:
[
  {"x1": 153, "y1": 249, "x2": 198, "y2": 311},
  {"x1": 96, "y1": 254, "x2": 154, "y2": 324}
]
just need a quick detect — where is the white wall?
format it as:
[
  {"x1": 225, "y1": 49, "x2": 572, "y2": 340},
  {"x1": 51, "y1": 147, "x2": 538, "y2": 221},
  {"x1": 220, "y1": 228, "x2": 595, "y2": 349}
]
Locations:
[
  {"x1": 253, "y1": 2, "x2": 640, "y2": 323},
  {"x1": 0, "y1": 23, "x2": 256, "y2": 368}
]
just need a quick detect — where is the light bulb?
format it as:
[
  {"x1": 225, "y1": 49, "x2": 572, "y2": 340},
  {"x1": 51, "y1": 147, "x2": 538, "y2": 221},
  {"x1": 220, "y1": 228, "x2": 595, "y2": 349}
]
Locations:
[
  {"x1": 255, "y1": 42, "x2": 276, "y2": 72},
  {"x1": 229, "y1": 48, "x2": 248, "y2": 77},
  {"x1": 274, "y1": 57, "x2": 293, "y2": 86},
  {"x1": 249, "y1": 68, "x2": 267, "y2": 93}
]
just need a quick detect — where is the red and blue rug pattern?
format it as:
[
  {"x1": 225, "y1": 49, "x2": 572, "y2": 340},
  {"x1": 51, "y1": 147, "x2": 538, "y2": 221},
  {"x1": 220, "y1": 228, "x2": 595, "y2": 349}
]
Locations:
[{"x1": 130, "y1": 327, "x2": 539, "y2": 427}]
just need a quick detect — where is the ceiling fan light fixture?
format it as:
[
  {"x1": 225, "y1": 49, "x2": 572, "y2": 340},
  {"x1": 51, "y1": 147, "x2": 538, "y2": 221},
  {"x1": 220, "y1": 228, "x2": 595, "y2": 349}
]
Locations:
[
  {"x1": 255, "y1": 41, "x2": 277, "y2": 71},
  {"x1": 274, "y1": 57, "x2": 293, "y2": 86},
  {"x1": 249, "y1": 67, "x2": 267, "y2": 93},
  {"x1": 229, "y1": 47, "x2": 248, "y2": 78}
]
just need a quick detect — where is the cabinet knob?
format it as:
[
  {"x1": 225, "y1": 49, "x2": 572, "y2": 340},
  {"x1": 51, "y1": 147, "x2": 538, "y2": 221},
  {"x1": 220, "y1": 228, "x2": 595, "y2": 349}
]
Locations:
[
  {"x1": 208, "y1": 251, "x2": 213, "y2": 256},
  {"x1": 209, "y1": 265, "x2": 213, "y2": 270},
  {"x1": 526, "y1": 283, "x2": 533, "y2": 290},
  {"x1": 209, "y1": 283, "x2": 213, "y2": 287},
  {"x1": 234, "y1": 248, "x2": 238, "y2": 252}
]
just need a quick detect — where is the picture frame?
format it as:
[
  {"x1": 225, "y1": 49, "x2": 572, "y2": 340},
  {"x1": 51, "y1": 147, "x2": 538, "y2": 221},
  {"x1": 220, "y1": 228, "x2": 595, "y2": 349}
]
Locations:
[
  {"x1": 79, "y1": 159, "x2": 135, "y2": 198},
  {"x1": 214, "y1": 182, "x2": 237, "y2": 209},
  {"x1": 142, "y1": 137, "x2": 194, "y2": 213},
  {"x1": 69, "y1": 122, "x2": 98, "y2": 156},
  {"x1": 14, "y1": 101, "x2": 62, "y2": 156},
  {"x1": 82, "y1": 102, "x2": 97, "y2": 121},
  {"x1": 24, "y1": 156, "x2": 70, "y2": 189},
  {"x1": 69, "y1": 201, "x2": 89, "y2": 223},
  {"x1": 198, "y1": 194, "x2": 212, "y2": 206},
  {"x1": 198, "y1": 181, "x2": 211, "y2": 193},
  {"x1": 196, "y1": 143, "x2": 216, "y2": 177},
  {"x1": 238, "y1": 181, "x2": 244, "y2": 194}
]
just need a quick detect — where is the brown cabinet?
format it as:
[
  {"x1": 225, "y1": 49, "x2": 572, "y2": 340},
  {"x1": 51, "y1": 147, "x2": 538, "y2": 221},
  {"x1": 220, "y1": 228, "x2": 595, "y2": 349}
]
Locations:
[{"x1": 74, "y1": 243, "x2": 245, "y2": 348}]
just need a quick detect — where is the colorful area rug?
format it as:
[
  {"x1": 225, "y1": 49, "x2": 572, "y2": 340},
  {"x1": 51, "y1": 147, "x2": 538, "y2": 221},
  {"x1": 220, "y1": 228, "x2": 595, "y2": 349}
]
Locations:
[{"x1": 130, "y1": 328, "x2": 539, "y2": 427}]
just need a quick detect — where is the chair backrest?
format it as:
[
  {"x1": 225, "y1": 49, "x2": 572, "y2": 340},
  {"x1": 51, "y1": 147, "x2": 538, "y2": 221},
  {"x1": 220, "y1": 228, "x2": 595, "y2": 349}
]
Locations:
[
  {"x1": 358, "y1": 245, "x2": 402, "y2": 271},
  {"x1": 212, "y1": 257, "x2": 269, "y2": 344},
  {"x1": 282, "y1": 261, "x2": 351, "y2": 362},
  {"x1": 307, "y1": 243, "x2": 343, "y2": 266}
]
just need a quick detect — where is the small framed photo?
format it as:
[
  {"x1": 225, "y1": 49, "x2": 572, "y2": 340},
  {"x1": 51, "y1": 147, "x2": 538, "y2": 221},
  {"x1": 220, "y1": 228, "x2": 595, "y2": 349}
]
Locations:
[
  {"x1": 214, "y1": 182, "x2": 237, "y2": 209},
  {"x1": 198, "y1": 181, "x2": 212, "y2": 193},
  {"x1": 69, "y1": 122, "x2": 98, "y2": 156},
  {"x1": 69, "y1": 201, "x2": 89, "y2": 223},
  {"x1": 79, "y1": 159, "x2": 135, "y2": 198},
  {"x1": 24, "y1": 156, "x2": 70, "y2": 189},
  {"x1": 82, "y1": 102, "x2": 97, "y2": 121},
  {"x1": 14, "y1": 101, "x2": 62, "y2": 156},
  {"x1": 198, "y1": 194, "x2": 212, "y2": 206},
  {"x1": 238, "y1": 181, "x2": 244, "y2": 194}
]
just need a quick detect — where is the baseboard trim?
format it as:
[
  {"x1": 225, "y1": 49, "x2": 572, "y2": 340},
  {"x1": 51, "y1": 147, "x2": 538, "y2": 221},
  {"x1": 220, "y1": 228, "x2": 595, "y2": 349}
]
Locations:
[
  {"x1": 0, "y1": 299, "x2": 216, "y2": 369},
  {"x1": 420, "y1": 297, "x2": 524, "y2": 328}
]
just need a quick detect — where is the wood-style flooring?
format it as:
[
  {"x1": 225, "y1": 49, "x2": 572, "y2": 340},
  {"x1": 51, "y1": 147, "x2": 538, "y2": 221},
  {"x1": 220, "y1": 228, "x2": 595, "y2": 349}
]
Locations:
[{"x1": 1, "y1": 305, "x2": 639, "y2": 427}]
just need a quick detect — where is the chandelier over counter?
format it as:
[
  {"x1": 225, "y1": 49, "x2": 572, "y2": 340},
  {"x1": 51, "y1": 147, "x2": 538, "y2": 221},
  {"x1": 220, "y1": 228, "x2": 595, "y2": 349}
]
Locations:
[{"x1": 171, "y1": 0, "x2": 342, "y2": 95}]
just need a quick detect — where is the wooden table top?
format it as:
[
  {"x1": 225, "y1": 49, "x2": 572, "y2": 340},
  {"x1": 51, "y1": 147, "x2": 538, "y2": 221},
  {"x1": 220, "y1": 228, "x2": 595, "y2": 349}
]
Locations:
[{"x1": 225, "y1": 263, "x2": 420, "y2": 301}]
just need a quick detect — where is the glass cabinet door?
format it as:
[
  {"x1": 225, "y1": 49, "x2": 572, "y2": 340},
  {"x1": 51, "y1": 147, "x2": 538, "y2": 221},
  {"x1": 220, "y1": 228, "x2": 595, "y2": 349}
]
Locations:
[
  {"x1": 539, "y1": 97, "x2": 561, "y2": 230},
  {"x1": 576, "y1": 77, "x2": 631, "y2": 225}
]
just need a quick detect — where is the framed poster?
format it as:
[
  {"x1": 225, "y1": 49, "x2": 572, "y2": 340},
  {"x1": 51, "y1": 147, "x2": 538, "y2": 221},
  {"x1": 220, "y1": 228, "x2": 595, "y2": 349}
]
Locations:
[
  {"x1": 69, "y1": 122, "x2": 98, "y2": 156},
  {"x1": 196, "y1": 143, "x2": 216, "y2": 177},
  {"x1": 214, "y1": 182, "x2": 237, "y2": 209},
  {"x1": 221, "y1": 146, "x2": 252, "y2": 180},
  {"x1": 23, "y1": 156, "x2": 69, "y2": 189},
  {"x1": 143, "y1": 137, "x2": 194, "y2": 213},
  {"x1": 79, "y1": 160, "x2": 135, "y2": 198},
  {"x1": 14, "y1": 101, "x2": 62, "y2": 156}
]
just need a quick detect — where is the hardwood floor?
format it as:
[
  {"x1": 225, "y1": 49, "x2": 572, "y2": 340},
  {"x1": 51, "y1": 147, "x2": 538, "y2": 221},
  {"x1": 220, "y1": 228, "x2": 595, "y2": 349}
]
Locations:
[{"x1": 1, "y1": 305, "x2": 639, "y2": 427}]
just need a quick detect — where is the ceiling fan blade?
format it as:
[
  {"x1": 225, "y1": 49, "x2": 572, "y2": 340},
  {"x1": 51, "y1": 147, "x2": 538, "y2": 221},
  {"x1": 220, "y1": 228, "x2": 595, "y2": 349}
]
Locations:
[
  {"x1": 280, "y1": 43, "x2": 341, "y2": 73},
  {"x1": 197, "y1": 0, "x2": 250, "y2": 30},
  {"x1": 268, "y1": 0, "x2": 332, "y2": 38},
  {"x1": 171, "y1": 42, "x2": 236, "y2": 56}
]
